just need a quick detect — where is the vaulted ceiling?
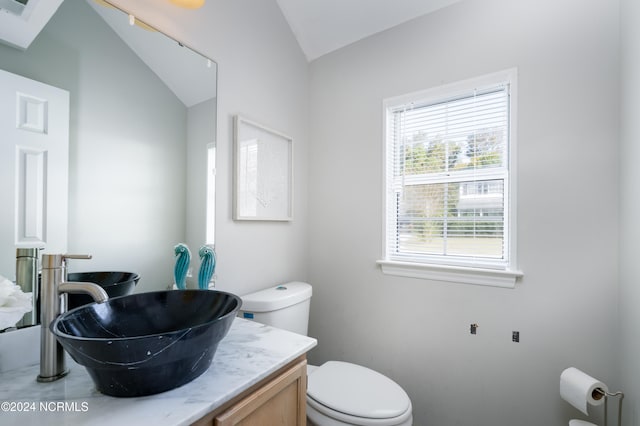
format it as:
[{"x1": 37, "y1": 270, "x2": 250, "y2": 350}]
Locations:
[{"x1": 275, "y1": 0, "x2": 462, "y2": 61}]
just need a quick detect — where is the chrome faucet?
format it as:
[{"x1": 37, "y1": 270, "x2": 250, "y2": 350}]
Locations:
[
  {"x1": 37, "y1": 254, "x2": 109, "y2": 383},
  {"x1": 16, "y1": 247, "x2": 40, "y2": 327}
]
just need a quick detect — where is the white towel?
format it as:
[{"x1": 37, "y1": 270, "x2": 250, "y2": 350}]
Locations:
[{"x1": 0, "y1": 275, "x2": 32, "y2": 329}]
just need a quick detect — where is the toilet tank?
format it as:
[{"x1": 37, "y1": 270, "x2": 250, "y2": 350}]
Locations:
[{"x1": 239, "y1": 282, "x2": 312, "y2": 336}]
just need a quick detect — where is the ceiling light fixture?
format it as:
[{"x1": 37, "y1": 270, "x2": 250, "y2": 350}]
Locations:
[{"x1": 168, "y1": 0, "x2": 205, "y2": 9}]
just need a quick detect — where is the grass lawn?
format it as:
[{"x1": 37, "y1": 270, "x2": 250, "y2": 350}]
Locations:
[{"x1": 399, "y1": 235, "x2": 503, "y2": 258}]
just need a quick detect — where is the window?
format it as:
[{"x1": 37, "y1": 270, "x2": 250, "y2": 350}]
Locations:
[
  {"x1": 379, "y1": 69, "x2": 521, "y2": 288},
  {"x1": 206, "y1": 143, "x2": 216, "y2": 245}
]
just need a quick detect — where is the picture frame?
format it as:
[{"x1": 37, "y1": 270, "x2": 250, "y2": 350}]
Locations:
[{"x1": 233, "y1": 115, "x2": 293, "y2": 221}]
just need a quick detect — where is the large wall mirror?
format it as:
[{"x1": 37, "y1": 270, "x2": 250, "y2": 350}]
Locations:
[{"x1": 0, "y1": 0, "x2": 217, "y2": 292}]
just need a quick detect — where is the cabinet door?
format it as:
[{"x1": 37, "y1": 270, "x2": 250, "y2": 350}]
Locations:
[{"x1": 214, "y1": 359, "x2": 307, "y2": 426}]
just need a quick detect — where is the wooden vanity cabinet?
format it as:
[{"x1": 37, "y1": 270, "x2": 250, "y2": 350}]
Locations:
[{"x1": 192, "y1": 356, "x2": 307, "y2": 426}]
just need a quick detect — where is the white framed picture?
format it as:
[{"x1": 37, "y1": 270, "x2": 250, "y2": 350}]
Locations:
[{"x1": 233, "y1": 115, "x2": 293, "y2": 221}]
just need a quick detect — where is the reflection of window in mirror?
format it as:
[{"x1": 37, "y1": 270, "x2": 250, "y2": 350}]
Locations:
[{"x1": 206, "y1": 143, "x2": 216, "y2": 245}]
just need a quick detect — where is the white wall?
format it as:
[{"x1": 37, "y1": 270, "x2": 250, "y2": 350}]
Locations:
[
  {"x1": 0, "y1": 0, "x2": 187, "y2": 291},
  {"x1": 109, "y1": 0, "x2": 310, "y2": 297},
  {"x1": 307, "y1": 1, "x2": 620, "y2": 425},
  {"x1": 619, "y1": 0, "x2": 640, "y2": 424},
  {"x1": 206, "y1": 0, "x2": 309, "y2": 296}
]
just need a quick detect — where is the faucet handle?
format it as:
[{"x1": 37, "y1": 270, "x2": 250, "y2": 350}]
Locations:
[
  {"x1": 63, "y1": 254, "x2": 92, "y2": 261},
  {"x1": 42, "y1": 254, "x2": 92, "y2": 269}
]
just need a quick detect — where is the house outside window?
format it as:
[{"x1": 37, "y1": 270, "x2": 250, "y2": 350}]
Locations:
[{"x1": 378, "y1": 69, "x2": 522, "y2": 288}]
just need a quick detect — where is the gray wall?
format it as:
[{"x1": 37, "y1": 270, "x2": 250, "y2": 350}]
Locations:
[
  {"x1": 110, "y1": 0, "x2": 310, "y2": 296},
  {"x1": 620, "y1": 0, "x2": 639, "y2": 424},
  {"x1": 307, "y1": 0, "x2": 620, "y2": 425},
  {"x1": 0, "y1": 0, "x2": 187, "y2": 291},
  {"x1": 200, "y1": 0, "x2": 310, "y2": 296}
]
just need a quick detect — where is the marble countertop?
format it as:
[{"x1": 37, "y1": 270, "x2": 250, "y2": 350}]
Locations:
[{"x1": 0, "y1": 318, "x2": 317, "y2": 425}]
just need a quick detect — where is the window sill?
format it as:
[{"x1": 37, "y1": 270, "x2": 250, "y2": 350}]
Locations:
[{"x1": 376, "y1": 260, "x2": 523, "y2": 289}]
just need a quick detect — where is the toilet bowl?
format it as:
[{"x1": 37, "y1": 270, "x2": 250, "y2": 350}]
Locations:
[
  {"x1": 239, "y1": 282, "x2": 414, "y2": 426},
  {"x1": 306, "y1": 362, "x2": 413, "y2": 426}
]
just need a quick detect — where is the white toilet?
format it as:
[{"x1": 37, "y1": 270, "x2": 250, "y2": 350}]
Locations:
[{"x1": 239, "y1": 282, "x2": 413, "y2": 426}]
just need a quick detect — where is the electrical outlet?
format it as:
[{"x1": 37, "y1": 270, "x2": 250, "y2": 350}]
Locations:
[
  {"x1": 470, "y1": 323, "x2": 479, "y2": 335},
  {"x1": 512, "y1": 331, "x2": 520, "y2": 342}
]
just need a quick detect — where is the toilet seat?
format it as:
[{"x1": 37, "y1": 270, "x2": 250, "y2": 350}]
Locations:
[{"x1": 307, "y1": 361, "x2": 412, "y2": 426}]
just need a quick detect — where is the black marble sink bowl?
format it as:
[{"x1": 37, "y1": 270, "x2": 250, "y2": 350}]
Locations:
[
  {"x1": 50, "y1": 290, "x2": 241, "y2": 397},
  {"x1": 66, "y1": 271, "x2": 140, "y2": 310}
]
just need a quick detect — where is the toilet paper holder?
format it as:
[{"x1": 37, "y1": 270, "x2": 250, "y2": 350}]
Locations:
[{"x1": 593, "y1": 388, "x2": 624, "y2": 426}]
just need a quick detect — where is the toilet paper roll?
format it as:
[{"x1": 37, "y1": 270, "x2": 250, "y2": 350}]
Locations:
[{"x1": 560, "y1": 367, "x2": 608, "y2": 415}]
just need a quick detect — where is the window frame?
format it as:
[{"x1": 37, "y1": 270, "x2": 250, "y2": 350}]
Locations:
[{"x1": 378, "y1": 69, "x2": 522, "y2": 288}]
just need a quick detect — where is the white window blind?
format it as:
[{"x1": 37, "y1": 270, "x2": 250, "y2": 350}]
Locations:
[{"x1": 384, "y1": 74, "x2": 514, "y2": 271}]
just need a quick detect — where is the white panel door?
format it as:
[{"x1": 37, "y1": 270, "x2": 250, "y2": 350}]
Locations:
[{"x1": 0, "y1": 69, "x2": 69, "y2": 279}]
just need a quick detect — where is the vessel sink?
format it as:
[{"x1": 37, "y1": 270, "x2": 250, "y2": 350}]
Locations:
[
  {"x1": 66, "y1": 271, "x2": 140, "y2": 310},
  {"x1": 51, "y1": 289, "x2": 241, "y2": 397}
]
